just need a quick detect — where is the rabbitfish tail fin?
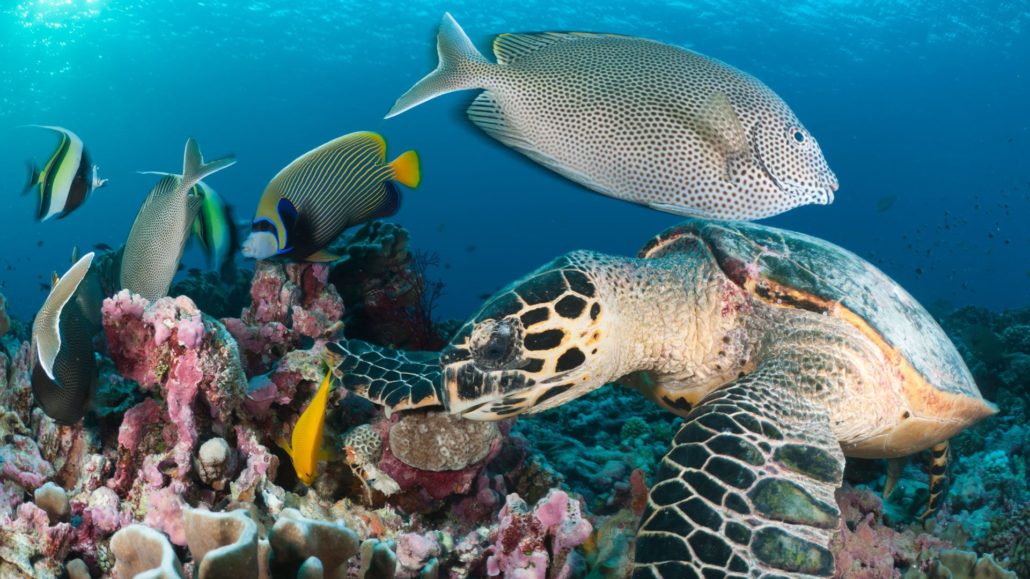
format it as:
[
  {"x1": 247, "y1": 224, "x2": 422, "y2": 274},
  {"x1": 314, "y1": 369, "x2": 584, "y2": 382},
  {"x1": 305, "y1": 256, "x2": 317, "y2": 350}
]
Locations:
[
  {"x1": 182, "y1": 137, "x2": 237, "y2": 190},
  {"x1": 385, "y1": 13, "x2": 492, "y2": 119}
]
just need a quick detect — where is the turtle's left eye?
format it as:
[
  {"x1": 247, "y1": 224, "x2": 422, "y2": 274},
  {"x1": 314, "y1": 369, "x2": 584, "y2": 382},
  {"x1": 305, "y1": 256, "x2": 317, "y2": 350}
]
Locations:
[{"x1": 470, "y1": 317, "x2": 523, "y2": 369}]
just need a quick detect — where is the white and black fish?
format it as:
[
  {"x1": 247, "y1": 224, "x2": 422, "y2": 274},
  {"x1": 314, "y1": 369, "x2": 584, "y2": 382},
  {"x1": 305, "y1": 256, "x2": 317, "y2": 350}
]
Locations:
[
  {"x1": 241, "y1": 131, "x2": 420, "y2": 262},
  {"x1": 23, "y1": 126, "x2": 108, "y2": 221},
  {"x1": 120, "y1": 138, "x2": 236, "y2": 301},
  {"x1": 388, "y1": 14, "x2": 838, "y2": 221},
  {"x1": 31, "y1": 252, "x2": 103, "y2": 424}
]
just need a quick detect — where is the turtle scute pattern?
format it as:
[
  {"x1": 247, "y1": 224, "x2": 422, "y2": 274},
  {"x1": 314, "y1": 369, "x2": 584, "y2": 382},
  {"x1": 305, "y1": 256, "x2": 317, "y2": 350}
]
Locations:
[
  {"x1": 328, "y1": 340, "x2": 442, "y2": 411},
  {"x1": 634, "y1": 359, "x2": 845, "y2": 579}
]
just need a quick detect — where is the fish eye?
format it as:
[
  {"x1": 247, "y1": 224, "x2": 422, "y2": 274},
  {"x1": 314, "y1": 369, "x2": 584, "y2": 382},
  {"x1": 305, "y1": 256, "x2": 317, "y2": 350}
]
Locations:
[{"x1": 790, "y1": 128, "x2": 807, "y2": 143}]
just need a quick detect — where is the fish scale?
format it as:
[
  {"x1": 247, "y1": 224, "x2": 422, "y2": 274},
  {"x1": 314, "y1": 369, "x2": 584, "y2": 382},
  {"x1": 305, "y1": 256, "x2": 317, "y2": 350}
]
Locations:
[{"x1": 388, "y1": 14, "x2": 838, "y2": 221}]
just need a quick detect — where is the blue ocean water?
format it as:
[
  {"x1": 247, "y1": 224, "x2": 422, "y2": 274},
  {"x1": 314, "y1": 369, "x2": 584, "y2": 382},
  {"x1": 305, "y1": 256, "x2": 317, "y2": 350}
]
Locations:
[{"x1": 0, "y1": 0, "x2": 1027, "y2": 324}]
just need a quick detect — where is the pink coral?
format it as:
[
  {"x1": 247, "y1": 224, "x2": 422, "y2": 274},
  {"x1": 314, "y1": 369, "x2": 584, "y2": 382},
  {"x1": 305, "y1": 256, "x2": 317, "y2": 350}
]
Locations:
[
  {"x1": 103, "y1": 291, "x2": 247, "y2": 480},
  {"x1": 144, "y1": 485, "x2": 187, "y2": 546},
  {"x1": 223, "y1": 262, "x2": 344, "y2": 376},
  {"x1": 230, "y1": 425, "x2": 279, "y2": 503},
  {"x1": 486, "y1": 489, "x2": 592, "y2": 579},
  {"x1": 0, "y1": 434, "x2": 54, "y2": 490},
  {"x1": 397, "y1": 532, "x2": 441, "y2": 576},
  {"x1": 831, "y1": 484, "x2": 955, "y2": 578}
]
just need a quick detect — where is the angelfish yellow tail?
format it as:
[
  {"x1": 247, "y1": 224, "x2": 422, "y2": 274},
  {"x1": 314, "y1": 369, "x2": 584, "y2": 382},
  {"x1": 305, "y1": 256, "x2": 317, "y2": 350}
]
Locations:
[{"x1": 389, "y1": 150, "x2": 421, "y2": 188}]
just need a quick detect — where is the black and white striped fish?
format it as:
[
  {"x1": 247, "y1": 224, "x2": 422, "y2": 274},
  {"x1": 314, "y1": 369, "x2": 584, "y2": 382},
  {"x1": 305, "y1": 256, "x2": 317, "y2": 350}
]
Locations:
[
  {"x1": 241, "y1": 131, "x2": 420, "y2": 262},
  {"x1": 23, "y1": 126, "x2": 108, "y2": 221},
  {"x1": 31, "y1": 251, "x2": 103, "y2": 424}
]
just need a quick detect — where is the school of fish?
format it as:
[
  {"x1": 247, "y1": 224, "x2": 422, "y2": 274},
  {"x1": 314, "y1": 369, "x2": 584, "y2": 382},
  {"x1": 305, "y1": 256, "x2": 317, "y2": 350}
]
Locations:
[{"x1": 19, "y1": 13, "x2": 839, "y2": 484}]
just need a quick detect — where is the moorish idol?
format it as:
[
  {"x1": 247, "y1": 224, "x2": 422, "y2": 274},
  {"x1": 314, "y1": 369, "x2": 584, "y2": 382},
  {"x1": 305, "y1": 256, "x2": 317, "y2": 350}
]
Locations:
[{"x1": 23, "y1": 126, "x2": 107, "y2": 221}]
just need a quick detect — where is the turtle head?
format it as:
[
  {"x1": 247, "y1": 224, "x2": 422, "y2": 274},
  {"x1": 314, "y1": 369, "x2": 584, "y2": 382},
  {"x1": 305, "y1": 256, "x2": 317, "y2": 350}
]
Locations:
[{"x1": 441, "y1": 252, "x2": 618, "y2": 420}]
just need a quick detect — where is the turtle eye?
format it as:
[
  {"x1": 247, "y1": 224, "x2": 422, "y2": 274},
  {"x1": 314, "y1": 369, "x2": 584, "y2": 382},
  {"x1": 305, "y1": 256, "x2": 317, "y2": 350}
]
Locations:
[{"x1": 470, "y1": 317, "x2": 524, "y2": 369}]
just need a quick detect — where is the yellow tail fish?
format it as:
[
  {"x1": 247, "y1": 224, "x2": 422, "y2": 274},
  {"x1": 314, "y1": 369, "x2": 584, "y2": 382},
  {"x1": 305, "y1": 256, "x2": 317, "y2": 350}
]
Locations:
[
  {"x1": 278, "y1": 368, "x2": 334, "y2": 485},
  {"x1": 241, "y1": 131, "x2": 420, "y2": 262}
]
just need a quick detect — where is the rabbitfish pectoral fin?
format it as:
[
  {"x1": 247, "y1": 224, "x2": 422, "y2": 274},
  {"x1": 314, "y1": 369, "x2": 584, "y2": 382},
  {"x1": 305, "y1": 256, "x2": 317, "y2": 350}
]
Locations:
[{"x1": 699, "y1": 92, "x2": 751, "y2": 181}]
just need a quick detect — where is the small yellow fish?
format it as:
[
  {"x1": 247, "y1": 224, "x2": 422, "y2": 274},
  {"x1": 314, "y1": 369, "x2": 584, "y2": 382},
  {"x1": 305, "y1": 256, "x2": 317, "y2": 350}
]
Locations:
[{"x1": 278, "y1": 368, "x2": 334, "y2": 484}]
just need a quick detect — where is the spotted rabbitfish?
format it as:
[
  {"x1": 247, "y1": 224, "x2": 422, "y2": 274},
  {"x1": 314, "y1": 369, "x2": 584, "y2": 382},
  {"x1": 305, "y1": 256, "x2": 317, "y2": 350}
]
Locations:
[{"x1": 388, "y1": 14, "x2": 838, "y2": 220}]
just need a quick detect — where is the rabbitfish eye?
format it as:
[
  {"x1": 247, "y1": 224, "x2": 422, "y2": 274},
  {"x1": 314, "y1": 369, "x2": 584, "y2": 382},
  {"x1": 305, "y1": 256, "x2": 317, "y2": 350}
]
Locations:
[{"x1": 470, "y1": 317, "x2": 523, "y2": 369}]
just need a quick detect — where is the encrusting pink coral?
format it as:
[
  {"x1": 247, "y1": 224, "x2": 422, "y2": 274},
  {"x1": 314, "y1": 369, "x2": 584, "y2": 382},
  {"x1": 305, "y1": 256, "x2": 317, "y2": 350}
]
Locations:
[
  {"x1": 0, "y1": 434, "x2": 54, "y2": 491},
  {"x1": 223, "y1": 262, "x2": 344, "y2": 376},
  {"x1": 486, "y1": 489, "x2": 592, "y2": 579}
]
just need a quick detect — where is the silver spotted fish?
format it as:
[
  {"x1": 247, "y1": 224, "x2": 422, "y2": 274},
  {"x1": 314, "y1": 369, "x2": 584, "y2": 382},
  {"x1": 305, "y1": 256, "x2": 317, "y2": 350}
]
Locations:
[
  {"x1": 120, "y1": 138, "x2": 236, "y2": 301},
  {"x1": 388, "y1": 14, "x2": 838, "y2": 220},
  {"x1": 241, "y1": 131, "x2": 420, "y2": 262},
  {"x1": 32, "y1": 252, "x2": 103, "y2": 424}
]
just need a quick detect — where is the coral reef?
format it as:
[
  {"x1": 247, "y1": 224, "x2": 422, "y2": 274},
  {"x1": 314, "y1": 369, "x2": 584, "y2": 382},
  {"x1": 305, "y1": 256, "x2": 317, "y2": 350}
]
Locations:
[
  {"x1": 0, "y1": 292, "x2": 9, "y2": 338},
  {"x1": 0, "y1": 231, "x2": 1025, "y2": 578},
  {"x1": 329, "y1": 221, "x2": 446, "y2": 350},
  {"x1": 223, "y1": 262, "x2": 344, "y2": 376}
]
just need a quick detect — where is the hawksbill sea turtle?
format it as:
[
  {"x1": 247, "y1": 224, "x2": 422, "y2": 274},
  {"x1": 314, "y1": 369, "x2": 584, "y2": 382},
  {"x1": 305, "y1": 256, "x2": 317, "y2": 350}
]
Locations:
[{"x1": 329, "y1": 218, "x2": 996, "y2": 577}]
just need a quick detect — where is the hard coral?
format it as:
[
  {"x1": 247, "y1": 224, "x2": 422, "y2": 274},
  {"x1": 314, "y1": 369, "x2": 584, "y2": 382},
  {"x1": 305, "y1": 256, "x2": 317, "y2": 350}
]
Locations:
[
  {"x1": 330, "y1": 221, "x2": 445, "y2": 350},
  {"x1": 103, "y1": 291, "x2": 248, "y2": 497},
  {"x1": 268, "y1": 508, "x2": 359, "y2": 579},
  {"x1": 486, "y1": 489, "x2": 592, "y2": 579},
  {"x1": 979, "y1": 503, "x2": 1030, "y2": 578},
  {"x1": 389, "y1": 412, "x2": 500, "y2": 472},
  {"x1": 110, "y1": 524, "x2": 185, "y2": 578},
  {"x1": 183, "y1": 506, "x2": 259, "y2": 579},
  {"x1": 223, "y1": 262, "x2": 343, "y2": 376}
]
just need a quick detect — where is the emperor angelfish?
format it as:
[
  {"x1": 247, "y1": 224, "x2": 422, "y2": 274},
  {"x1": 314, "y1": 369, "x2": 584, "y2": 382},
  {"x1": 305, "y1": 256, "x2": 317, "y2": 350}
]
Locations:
[
  {"x1": 23, "y1": 126, "x2": 108, "y2": 221},
  {"x1": 241, "y1": 131, "x2": 420, "y2": 262},
  {"x1": 32, "y1": 252, "x2": 103, "y2": 424},
  {"x1": 387, "y1": 14, "x2": 838, "y2": 221},
  {"x1": 120, "y1": 138, "x2": 236, "y2": 301}
]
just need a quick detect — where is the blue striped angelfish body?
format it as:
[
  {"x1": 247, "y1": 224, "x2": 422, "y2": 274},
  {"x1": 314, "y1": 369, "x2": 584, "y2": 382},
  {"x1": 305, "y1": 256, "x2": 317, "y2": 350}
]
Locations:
[{"x1": 242, "y1": 131, "x2": 420, "y2": 262}]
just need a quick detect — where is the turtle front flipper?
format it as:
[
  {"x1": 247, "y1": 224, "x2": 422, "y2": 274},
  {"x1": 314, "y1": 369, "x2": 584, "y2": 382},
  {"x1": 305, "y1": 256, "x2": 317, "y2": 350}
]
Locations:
[
  {"x1": 633, "y1": 362, "x2": 844, "y2": 578},
  {"x1": 327, "y1": 339, "x2": 445, "y2": 413},
  {"x1": 883, "y1": 457, "x2": 906, "y2": 499}
]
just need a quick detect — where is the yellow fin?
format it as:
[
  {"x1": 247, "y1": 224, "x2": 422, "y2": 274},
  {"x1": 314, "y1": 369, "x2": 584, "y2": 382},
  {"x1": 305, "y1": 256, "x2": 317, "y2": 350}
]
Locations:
[
  {"x1": 288, "y1": 369, "x2": 334, "y2": 484},
  {"x1": 388, "y1": 150, "x2": 421, "y2": 188},
  {"x1": 305, "y1": 249, "x2": 341, "y2": 263},
  {"x1": 51, "y1": 272, "x2": 60, "y2": 288}
]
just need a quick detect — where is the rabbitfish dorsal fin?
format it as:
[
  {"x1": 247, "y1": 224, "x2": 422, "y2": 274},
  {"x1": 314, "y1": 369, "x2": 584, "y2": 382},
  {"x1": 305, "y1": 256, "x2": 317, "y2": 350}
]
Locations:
[
  {"x1": 492, "y1": 31, "x2": 624, "y2": 65},
  {"x1": 182, "y1": 137, "x2": 236, "y2": 190}
]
